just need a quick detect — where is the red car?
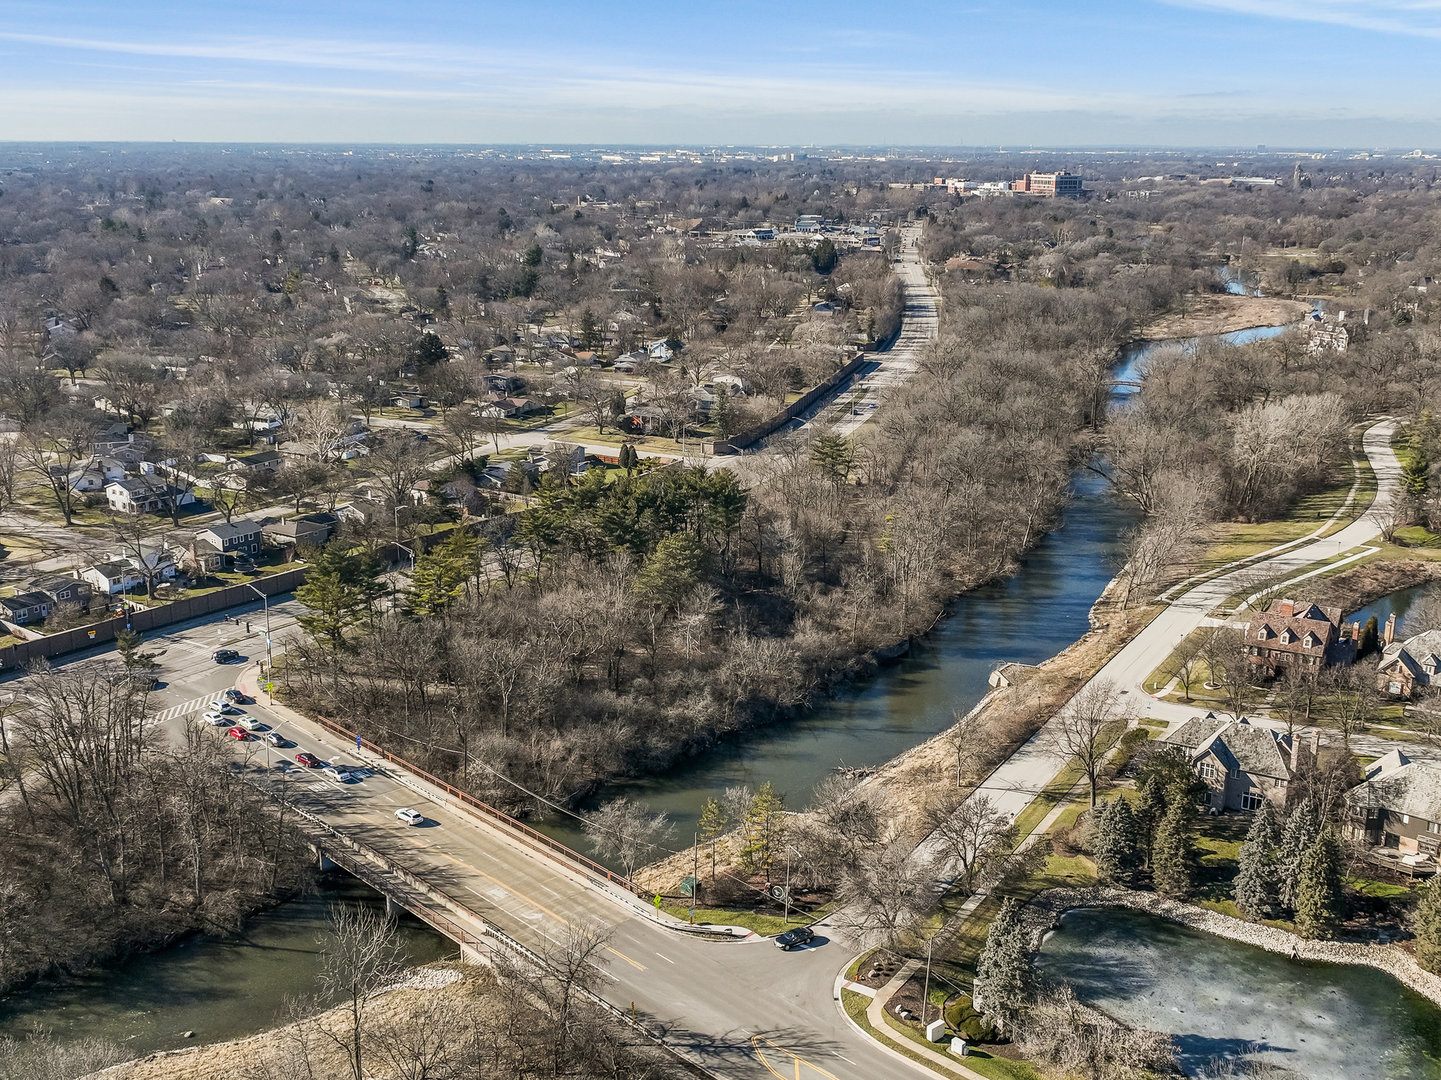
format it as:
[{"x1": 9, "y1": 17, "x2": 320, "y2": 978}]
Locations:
[
  {"x1": 294, "y1": 752, "x2": 320, "y2": 768},
  {"x1": 226, "y1": 726, "x2": 249, "y2": 741}
]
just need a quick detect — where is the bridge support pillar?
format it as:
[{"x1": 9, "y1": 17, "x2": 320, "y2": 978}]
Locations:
[
  {"x1": 384, "y1": 893, "x2": 401, "y2": 921},
  {"x1": 315, "y1": 846, "x2": 335, "y2": 872}
]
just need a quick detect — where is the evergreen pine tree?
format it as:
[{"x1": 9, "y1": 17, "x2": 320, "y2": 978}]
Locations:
[
  {"x1": 1092, "y1": 797, "x2": 1141, "y2": 887},
  {"x1": 1293, "y1": 829, "x2": 1344, "y2": 940},
  {"x1": 739, "y1": 782, "x2": 786, "y2": 881},
  {"x1": 1233, "y1": 801, "x2": 1282, "y2": 920},
  {"x1": 975, "y1": 897, "x2": 1036, "y2": 1034},
  {"x1": 1414, "y1": 884, "x2": 1441, "y2": 974},
  {"x1": 1277, "y1": 797, "x2": 1322, "y2": 913},
  {"x1": 1151, "y1": 796, "x2": 1195, "y2": 899}
]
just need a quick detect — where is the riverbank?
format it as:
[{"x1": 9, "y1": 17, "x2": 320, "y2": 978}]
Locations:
[
  {"x1": 635, "y1": 585, "x2": 1166, "y2": 897},
  {"x1": 82, "y1": 965, "x2": 470, "y2": 1080},
  {"x1": 1031, "y1": 886, "x2": 1441, "y2": 1009},
  {"x1": 1135, "y1": 293, "x2": 1312, "y2": 340}
]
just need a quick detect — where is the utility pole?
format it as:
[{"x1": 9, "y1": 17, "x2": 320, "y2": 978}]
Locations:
[{"x1": 691, "y1": 831, "x2": 699, "y2": 925}]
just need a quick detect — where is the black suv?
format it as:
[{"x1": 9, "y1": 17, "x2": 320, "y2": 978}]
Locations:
[
  {"x1": 212, "y1": 648, "x2": 240, "y2": 664},
  {"x1": 775, "y1": 926, "x2": 815, "y2": 950}
]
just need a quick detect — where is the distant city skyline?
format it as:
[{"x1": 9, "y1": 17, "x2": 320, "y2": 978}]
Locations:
[{"x1": 2, "y1": 0, "x2": 1441, "y2": 147}]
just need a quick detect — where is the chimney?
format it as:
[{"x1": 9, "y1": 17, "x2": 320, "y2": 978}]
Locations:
[
  {"x1": 1350, "y1": 621, "x2": 1361, "y2": 642},
  {"x1": 1290, "y1": 730, "x2": 1306, "y2": 773},
  {"x1": 1384, "y1": 612, "x2": 1397, "y2": 647},
  {"x1": 1277, "y1": 598, "x2": 1295, "y2": 617}
]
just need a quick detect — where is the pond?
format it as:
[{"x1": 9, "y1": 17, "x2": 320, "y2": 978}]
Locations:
[
  {"x1": 1349, "y1": 584, "x2": 1435, "y2": 640},
  {"x1": 1036, "y1": 907, "x2": 1441, "y2": 1079},
  {"x1": 0, "y1": 875, "x2": 455, "y2": 1057}
]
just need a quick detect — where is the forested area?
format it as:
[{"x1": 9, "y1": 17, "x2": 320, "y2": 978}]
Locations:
[{"x1": 0, "y1": 662, "x2": 311, "y2": 994}]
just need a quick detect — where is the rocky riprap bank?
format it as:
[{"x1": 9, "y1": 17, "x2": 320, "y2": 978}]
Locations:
[{"x1": 1031, "y1": 886, "x2": 1441, "y2": 1008}]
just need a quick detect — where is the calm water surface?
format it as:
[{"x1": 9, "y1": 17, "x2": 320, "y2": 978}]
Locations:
[
  {"x1": 0, "y1": 877, "x2": 454, "y2": 1055},
  {"x1": 1038, "y1": 907, "x2": 1441, "y2": 1079}
]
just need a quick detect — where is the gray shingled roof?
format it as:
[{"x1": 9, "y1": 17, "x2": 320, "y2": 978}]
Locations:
[
  {"x1": 1380, "y1": 630, "x2": 1441, "y2": 677},
  {"x1": 1166, "y1": 717, "x2": 1296, "y2": 780},
  {"x1": 1350, "y1": 753, "x2": 1441, "y2": 824}
]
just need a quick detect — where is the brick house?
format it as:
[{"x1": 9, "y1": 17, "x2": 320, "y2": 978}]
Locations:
[
  {"x1": 1347, "y1": 750, "x2": 1441, "y2": 869},
  {"x1": 1377, "y1": 628, "x2": 1441, "y2": 699},
  {"x1": 1244, "y1": 598, "x2": 1356, "y2": 677},
  {"x1": 1164, "y1": 716, "x2": 1319, "y2": 812}
]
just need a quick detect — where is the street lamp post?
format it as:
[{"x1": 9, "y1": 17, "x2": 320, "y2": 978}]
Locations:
[
  {"x1": 782, "y1": 844, "x2": 803, "y2": 925},
  {"x1": 244, "y1": 583, "x2": 272, "y2": 673}
]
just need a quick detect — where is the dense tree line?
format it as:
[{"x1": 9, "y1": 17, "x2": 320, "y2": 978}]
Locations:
[{"x1": 0, "y1": 661, "x2": 311, "y2": 994}]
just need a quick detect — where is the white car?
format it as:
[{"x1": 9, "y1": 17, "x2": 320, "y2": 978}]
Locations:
[
  {"x1": 237, "y1": 716, "x2": 263, "y2": 730},
  {"x1": 395, "y1": 807, "x2": 424, "y2": 826},
  {"x1": 199, "y1": 711, "x2": 229, "y2": 726},
  {"x1": 322, "y1": 766, "x2": 354, "y2": 783},
  {"x1": 208, "y1": 700, "x2": 241, "y2": 715}
]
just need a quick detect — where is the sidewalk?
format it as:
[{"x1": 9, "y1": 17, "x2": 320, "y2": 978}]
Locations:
[
  {"x1": 234, "y1": 663, "x2": 756, "y2": 942},
  {"x1": 855, "y1": 959, "x2": 985, "y2": 1080}
]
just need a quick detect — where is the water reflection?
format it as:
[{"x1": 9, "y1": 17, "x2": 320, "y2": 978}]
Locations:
[{"x1": 1037, "y1": 908, "x2": 1441, "y2": 1079}]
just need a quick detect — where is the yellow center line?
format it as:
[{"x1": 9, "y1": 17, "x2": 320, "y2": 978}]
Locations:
[{"x1": 750, "y1": 1036, "x2": 841, "y2": 1080}]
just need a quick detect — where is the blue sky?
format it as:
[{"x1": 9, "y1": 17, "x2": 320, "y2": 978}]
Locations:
[{"x1": 0, "y1": 0, "x2": 1437, "y2": 146}]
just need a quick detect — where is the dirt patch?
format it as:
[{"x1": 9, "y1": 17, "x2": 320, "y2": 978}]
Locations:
[
  {"x1": 1137, "y1": 294, "x2": 1312, "y2": 341},
  {"x1": 1311, "y1": 559, "x2": 1441, "y2": 617}
]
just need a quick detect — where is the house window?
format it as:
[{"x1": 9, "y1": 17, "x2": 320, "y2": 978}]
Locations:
[
  {"x1": 1403, "y1": 814, "x2": 1411, "y2": 825},
  {"x1": 1390, "y1": 681, "x2": 1404, "y2": 695},
  {"x1": 1241, "y1": 791, "x2": 1264, "y2": 812},
  {"x1": 1231, "y1": 767, "x2": 1241, "y2": 779},
  {"x1": 1199, "y1": 762, "x2": 1218, "y2": 781},
  {"x1": 1430, "y1": 822, "x2": 1440, "y2": 835}
]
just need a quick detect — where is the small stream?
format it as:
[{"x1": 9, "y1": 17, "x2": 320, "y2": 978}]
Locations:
[{"x1": 1038, "y1": 907, "x2": 1441, "y2": 1079}]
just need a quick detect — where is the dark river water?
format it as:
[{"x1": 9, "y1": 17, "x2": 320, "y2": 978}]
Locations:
[
  {"x1": 0, "y1": 876, "x2": 455, "y2": 1055},
  {"x1": 1038, "y1": 907, "x2": 1441, "y2": 1079},
  {"x1": 7, "y1": 317, "x2": 1329, "y2": 1057}
]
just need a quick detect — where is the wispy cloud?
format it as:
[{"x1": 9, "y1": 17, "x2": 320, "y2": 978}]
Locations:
[{"x1": 1161, "y1": 0, "x2": 1441, "y2": 39}]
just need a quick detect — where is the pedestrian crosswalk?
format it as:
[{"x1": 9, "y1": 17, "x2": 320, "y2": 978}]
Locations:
[{"x1": 154, "y1": 693, "x2": 218, "y2": 723}]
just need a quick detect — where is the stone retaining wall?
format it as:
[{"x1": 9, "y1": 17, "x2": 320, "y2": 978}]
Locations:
[{"x1": 1031, "y1": 886, "x2": 1441, "y2": 1008}]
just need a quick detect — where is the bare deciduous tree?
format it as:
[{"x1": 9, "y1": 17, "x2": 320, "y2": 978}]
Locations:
[{"x1": 1055, "y1": 679, "x2": 1124, "y2": 807}]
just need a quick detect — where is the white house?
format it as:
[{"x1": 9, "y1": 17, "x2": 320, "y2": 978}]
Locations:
[{"x1": 105, "y1": 477, "x2": 195, "y2": 516}]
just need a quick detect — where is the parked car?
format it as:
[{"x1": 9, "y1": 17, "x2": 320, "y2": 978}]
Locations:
[
  {"x1": 226, "y1": 726, "x2": 249, "y2": 741},
  {"x1": 322, "y1": 766, "x2": 354, "y2": 783},
  {"x1": 212, "y1": 648, "x2": 240, "y2": 664},
  {"x1": 237, "y1": 716, "x2": 262, "y2": 730},
  {"x1": 208, "y1": 700, "x2": 241, "y2": 714},
  {"x1": 224, "y1": 689, "x2": 250, "y2": 704},
  {"x1": 395, "y1": 807, "x2": 424, "y2": 826},
  {"x1": 775, "y1": 926, "x2": 815, "y2": 951},
  {"x1": 199, "y1": 711, "x2": 230, "y2": 726},
  {"x1": 263, "y1": 732, "x2": 286, "y2": 747},
  {"x1": 294, "y1": 752, "x2": 320, "y2": 768}
]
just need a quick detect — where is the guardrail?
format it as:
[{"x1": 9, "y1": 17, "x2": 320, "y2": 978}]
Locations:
[
  {"x1": 279, "y1": 799, "x2": 722, "y2": 1080},
  {"x1": 307, "y1": 712, "x2": 644, "y2": 898}
]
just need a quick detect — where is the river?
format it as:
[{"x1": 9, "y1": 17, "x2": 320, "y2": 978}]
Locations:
[
  {"x1": 5, "y1": 318, "x2": 1305, "y2": 1057},
  {"x1": 1037, "y1": 907, "x2": 1441, "y2": 1079},
  {"x1": 0, "y1": 876, "x2": 455, "y2": 1056},
  {"x1": 535, "y1": 322, "x2": 1295, "y2": 857}
]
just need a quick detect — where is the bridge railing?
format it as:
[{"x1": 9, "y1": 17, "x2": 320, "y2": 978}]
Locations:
[
  {"x1": 283, "y1": 804, "x2": 721, "y2": 1080},
  {"x1": 309, "y1": 712, "x2": 645, "y2": 899}
]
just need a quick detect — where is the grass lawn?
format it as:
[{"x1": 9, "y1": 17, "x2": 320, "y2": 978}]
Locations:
[
  {"x1": 658, "y1": 902, "x2": 833, "y2": 936},
  {"x1": 1197, "y1": 440, "x2": 1373, "y2": 570}
]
